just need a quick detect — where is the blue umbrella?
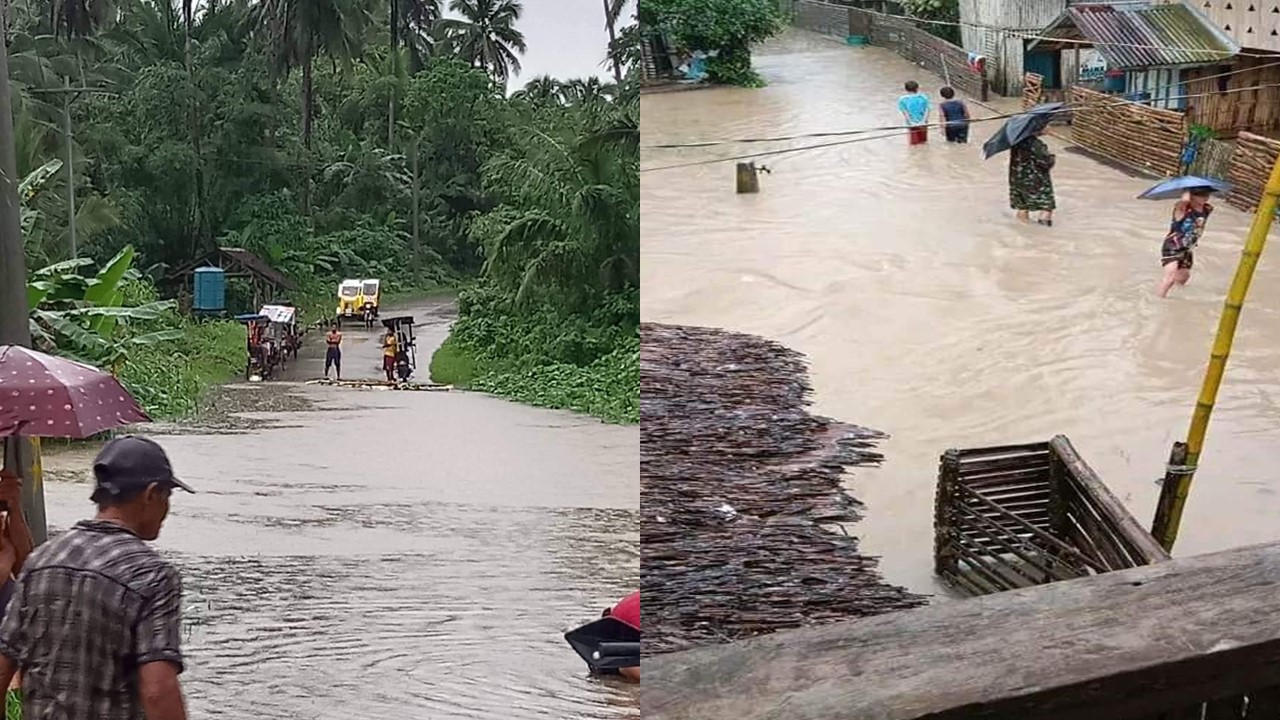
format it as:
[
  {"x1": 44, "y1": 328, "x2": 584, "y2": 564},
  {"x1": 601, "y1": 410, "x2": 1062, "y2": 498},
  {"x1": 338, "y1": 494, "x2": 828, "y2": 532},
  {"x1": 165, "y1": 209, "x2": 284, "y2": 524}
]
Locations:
[
  {"x1": 1137, "y1": 175, "x2": 1231, "y2": 200},
  {"x1": 982, "y1": 102, "x2": 1066, "y2": 159}
]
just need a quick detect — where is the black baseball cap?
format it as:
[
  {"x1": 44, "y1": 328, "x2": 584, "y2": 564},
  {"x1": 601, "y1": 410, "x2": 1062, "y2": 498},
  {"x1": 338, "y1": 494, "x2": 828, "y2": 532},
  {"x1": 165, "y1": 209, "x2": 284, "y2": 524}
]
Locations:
[{"x1": 92, "y1": 436, "x2": 195, "y2": 498}]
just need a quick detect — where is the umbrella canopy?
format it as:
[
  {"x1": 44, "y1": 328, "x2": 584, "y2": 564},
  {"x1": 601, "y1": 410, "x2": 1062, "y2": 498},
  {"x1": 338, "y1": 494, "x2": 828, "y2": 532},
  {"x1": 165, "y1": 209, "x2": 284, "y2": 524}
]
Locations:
[
  {"x1": 1138, "y1": 175, "x2": 1231, "y2": 201},
  {"x1": 983, "y1": 103, "x2": 1066, "y2": 159},
  {"x1": 0, "y1": 345, "x2": 149, "y2": 438}
]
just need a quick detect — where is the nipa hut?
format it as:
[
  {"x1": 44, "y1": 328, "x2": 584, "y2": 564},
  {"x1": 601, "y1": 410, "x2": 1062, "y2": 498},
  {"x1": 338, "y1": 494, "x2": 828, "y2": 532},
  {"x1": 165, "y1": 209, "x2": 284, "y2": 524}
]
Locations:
[{"x1": 641, "y1": 323, "x2": 926, "y2": 656}]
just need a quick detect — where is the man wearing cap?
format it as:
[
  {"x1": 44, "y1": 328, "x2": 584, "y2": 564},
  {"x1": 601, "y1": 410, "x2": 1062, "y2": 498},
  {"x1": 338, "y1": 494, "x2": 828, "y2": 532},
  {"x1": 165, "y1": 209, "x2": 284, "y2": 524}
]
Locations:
[{"x1": 0, "y1": 435, "x2": 193, "y2": 720}]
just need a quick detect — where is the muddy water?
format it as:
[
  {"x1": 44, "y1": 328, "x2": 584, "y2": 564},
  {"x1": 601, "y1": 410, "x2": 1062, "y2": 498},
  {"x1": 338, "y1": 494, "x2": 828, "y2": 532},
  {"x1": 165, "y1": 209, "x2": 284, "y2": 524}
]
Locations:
[
  {"x1": 40, "y1": 299, "x2": 639, "y2": 718},
  {"x1": 641, "y1": 30, "x2": 1280, "y2": 596}
]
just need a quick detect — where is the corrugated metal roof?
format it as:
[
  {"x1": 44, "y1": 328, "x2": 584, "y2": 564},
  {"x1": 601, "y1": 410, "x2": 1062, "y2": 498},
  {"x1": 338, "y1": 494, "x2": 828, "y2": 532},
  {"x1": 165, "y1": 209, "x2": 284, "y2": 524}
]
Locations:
[{"x1": 1038, "y1": 3, "x2": 1238, "y2": 69}]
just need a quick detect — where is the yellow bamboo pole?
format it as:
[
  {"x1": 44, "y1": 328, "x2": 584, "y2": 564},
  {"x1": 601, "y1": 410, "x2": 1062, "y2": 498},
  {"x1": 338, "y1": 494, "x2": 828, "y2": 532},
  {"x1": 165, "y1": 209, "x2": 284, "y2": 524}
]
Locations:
[{"x1": 1151, "y1": 154, "x2": 1280, "y2": 552}]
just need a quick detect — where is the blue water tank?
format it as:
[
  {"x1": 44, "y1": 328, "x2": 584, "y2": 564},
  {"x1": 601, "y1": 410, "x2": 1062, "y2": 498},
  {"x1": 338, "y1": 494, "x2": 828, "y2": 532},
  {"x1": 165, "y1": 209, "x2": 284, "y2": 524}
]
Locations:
[{"x1": 193, "y1": 266, "x2": 226, "y2": 313}]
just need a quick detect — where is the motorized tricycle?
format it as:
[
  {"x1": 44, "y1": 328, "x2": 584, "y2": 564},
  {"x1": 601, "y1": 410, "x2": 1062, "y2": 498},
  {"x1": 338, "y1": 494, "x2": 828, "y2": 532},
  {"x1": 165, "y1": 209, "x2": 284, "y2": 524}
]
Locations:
[{"x1": 381, "y1": 315, "x2": 417, "y2": 382}]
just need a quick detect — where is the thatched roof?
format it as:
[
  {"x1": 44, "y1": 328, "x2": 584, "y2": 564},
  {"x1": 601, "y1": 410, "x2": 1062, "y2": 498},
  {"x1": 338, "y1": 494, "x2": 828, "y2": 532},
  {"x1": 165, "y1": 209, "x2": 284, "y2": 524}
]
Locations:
[{"x1": 641, "y1": 323, "x2": 927, "y2": 656}]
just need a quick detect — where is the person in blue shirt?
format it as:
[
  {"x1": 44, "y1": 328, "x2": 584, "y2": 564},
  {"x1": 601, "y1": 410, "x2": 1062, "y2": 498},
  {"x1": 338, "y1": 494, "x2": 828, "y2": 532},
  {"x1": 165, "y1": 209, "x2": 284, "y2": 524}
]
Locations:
[
  {"x1": 897, "y1": 80, "x2": 931, "y2": 145},
  {"x1": 937, "y1": 86, "x2": 970, "y2": 143}
]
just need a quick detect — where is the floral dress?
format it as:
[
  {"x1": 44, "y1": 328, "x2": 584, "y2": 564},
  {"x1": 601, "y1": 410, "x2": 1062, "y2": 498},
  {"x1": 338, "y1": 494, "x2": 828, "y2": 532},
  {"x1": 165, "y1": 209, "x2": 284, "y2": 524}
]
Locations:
[
  {"x1": 1161, "y1": 202, "x2": 1213, "y2": 269},
  {"x1": 1008, "y1": 137, "x2": 1056, "y2": 211}
]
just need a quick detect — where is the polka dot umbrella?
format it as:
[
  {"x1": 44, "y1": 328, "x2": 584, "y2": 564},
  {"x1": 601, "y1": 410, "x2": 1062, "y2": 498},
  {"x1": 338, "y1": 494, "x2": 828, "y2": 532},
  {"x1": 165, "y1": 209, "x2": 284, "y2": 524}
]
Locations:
[{"x1": 0, "y1": 345, "x2": 149, "y2": 438}]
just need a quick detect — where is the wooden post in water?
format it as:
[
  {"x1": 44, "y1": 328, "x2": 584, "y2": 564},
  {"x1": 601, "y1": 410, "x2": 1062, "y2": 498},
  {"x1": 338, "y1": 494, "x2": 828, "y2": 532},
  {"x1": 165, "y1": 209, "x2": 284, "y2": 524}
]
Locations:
[
  {"x1": 735, "y1": 162, "x2": 759, "y2": 193},
  {"x1": 1151, "y1": 152, "x2": 1280, "y2": 552}
]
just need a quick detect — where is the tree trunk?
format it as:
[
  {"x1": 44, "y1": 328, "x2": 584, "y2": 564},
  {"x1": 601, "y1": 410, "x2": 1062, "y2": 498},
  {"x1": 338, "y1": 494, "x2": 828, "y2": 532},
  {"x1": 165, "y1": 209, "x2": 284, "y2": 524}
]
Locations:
[
  {"x1": 184, "y1": 0, "x2": 207, "y2": 257},
  {"x1": 603, "y1": 0, "x2": 622, "y2": 84},
  {"x1": 0, "y1": 10, "x2": 48, "y2": 548},
  {"x1": 0, "y1": 35, "x2": 29, "y2": 349},
  {"x1": 389, "y1": 0, "x2": 398, "y2": 148},
  {"x1": 411, "y1": 140, "x2": 420, "y2": 273},
  {"x1": 301, "y1": 54, "x2": 314, "y2": 220}
]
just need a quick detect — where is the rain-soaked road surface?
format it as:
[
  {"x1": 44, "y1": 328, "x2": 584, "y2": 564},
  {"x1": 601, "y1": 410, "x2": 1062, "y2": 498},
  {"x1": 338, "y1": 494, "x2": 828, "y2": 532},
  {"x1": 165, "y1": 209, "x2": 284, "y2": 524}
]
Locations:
[
  {"x1": 41, "y1": 298, "x2": 640, "y2": 719},
  {"x1": 641, "y1": 30, "x2": 1280, "y2": 596}
]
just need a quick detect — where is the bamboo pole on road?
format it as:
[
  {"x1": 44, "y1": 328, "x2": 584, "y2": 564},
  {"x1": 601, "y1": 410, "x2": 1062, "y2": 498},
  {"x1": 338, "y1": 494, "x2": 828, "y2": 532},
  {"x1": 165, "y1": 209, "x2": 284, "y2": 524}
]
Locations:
[{"x1": 1150, "y1": 153, "x2": 1280, "y2": 552}]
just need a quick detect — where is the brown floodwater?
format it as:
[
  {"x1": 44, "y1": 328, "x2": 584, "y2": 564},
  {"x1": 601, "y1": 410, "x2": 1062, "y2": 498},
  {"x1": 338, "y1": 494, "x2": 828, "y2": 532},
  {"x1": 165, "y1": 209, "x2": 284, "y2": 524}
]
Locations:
[
  {"x1": 39, "y1": 299, "x2": 639, "y2": 719},
  {"x1": 641, "y1": 30, "x2": 1280, "y2": 596}
]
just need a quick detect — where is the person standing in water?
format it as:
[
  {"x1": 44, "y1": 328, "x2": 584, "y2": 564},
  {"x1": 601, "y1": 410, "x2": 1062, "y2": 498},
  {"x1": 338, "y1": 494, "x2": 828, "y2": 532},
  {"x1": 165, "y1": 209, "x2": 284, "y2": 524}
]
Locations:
[
  {"x1": 1009, "y1": 127, "x2": 1056, "y2": 226},
  {"x1": 324, "y1": 323, "x2": 342, "y2": 380},
  {"x1": 1159, "y1": 187, "x2": 1215, "y2": 298},
  {"x1": 937, "y1": 86, "x2": 970, "y2": 143},
  {"x1": 897, "y1": 81, "x2": 931, "y2": 146},
  {"x1": 382, "y1": 328, "x2": 399, "y2": 382}
]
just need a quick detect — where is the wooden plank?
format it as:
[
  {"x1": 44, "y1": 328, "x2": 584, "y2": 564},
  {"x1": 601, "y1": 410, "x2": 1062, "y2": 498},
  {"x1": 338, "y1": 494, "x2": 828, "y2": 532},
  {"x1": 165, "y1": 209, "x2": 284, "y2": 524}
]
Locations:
[
  {"x1": 953, "y1": 483, "x2": 1107, "y2": 573},
  {"x1": 1063, "y1": 515, "x2": 1110, "y2": 571},
  {"x1": 953, "y1": 522, "x2": 1058, "y2": 585},
  {"x1": 647, "y1": 541, "x2": 1280, "y2": 720},
  {"x1": 1051, "y1": 436, "x2": 1170, "y2": 565}
]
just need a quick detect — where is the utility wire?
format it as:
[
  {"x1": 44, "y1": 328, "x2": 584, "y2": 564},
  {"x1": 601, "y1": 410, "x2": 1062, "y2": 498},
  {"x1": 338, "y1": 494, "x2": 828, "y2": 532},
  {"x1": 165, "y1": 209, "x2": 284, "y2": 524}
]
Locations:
[
  {"x1": 642, "y1": 57, "x2": 1280, "y2": 151},
  {"x1": 639, "y1": 82, "x2": 1280, "y2": 173}
]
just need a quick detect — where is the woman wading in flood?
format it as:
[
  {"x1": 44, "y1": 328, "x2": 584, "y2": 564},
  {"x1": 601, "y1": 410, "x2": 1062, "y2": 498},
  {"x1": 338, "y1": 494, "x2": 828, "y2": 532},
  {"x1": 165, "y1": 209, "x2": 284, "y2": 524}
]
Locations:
[{"x1": 1009, "y1": 127, "x2": 1057, "y2": 226}]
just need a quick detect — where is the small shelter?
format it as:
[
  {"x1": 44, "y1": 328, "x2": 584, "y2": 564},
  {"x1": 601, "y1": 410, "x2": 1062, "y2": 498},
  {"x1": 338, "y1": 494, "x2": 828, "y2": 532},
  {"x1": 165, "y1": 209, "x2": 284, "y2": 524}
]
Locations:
[
  {"x1": 168, "y1": 247, "x2": 296, "y2": 313},
  {"x1": 1026, "y1": 3, "x2": 1239, "y2": 109}
]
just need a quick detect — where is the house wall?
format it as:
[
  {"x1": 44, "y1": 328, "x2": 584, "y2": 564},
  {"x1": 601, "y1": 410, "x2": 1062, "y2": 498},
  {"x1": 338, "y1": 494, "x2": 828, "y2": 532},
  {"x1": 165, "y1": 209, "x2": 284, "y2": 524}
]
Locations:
[
  {"x1": 1125, "y1": 67, "x2": 1188, "y2": 110},
  {"x1": 1184, "y1": 55, "x2": 1280, "y2": 136},
  {"x1": 1168, "y1": 0, "x2": 1280, "y2": 52},
  {"x1": 958, "y1": 0, "x2": 1069, "y2": 94}
]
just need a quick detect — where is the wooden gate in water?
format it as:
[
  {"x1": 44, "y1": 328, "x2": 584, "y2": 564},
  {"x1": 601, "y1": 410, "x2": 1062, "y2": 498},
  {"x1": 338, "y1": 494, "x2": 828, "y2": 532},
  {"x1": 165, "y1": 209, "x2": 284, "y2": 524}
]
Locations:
[{"x1": 934, "y1": 435, "x2": 1169, "y2": 596}]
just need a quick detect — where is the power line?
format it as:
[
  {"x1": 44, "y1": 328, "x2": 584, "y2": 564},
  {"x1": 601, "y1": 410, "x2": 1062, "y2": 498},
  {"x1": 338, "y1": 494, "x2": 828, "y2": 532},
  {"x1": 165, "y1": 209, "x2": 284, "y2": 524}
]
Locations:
[
  {"x1": 801, "y1": 0, "x2": 1280, "y2": 59},
  {"x1": 639, "y1": 82, "x2": 1280, "y2": 173},
  {"x1": 642, "y1": 52, "x2": 1280, "y2": 152}
]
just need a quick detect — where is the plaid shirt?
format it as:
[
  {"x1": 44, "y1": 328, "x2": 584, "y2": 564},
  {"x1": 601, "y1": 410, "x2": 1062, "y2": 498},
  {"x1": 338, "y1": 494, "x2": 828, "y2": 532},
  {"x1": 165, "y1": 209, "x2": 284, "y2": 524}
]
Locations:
[{"x1": 0, "y1": 520, "x2": 184, "y2": 720}]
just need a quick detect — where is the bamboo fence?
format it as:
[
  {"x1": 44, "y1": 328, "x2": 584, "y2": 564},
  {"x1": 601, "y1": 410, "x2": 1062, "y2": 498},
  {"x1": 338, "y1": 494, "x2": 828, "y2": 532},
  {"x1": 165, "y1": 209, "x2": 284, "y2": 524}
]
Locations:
[
  {"x1": 641, "y1": 323, "x2": 926, "y2": 656},
  {"x1": 792, "y1": 1, "x2": 990, "y2": 100},
  {"x1": 934, "y1": 436, "x2": 1169, "y2": 597},
  {"x1": 1023, "y1": 72, "x2": 1044, "y2": 109},
  {"x1": 1224, "y1": 131, "x2": 1280, "y2": 212},
  {"x1": 1070, "y1": 86, "x2": 1187, "y2": 177}
]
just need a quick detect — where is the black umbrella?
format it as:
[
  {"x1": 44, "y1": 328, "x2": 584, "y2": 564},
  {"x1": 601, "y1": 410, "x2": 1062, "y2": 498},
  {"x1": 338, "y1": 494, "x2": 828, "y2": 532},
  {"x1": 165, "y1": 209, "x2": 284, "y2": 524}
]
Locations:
[
  {"x1": 564, "y1": 616, "x2": 640, "y2": 672},
  {"x1": 983, "y1": 102, "x2": 1066, "y2": 159}
]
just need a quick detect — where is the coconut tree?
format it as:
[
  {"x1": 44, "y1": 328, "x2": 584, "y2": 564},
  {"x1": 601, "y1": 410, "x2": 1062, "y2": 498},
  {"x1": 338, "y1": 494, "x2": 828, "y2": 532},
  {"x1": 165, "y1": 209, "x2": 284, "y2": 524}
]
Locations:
[
  {"x1": 253, "y1": 0, "x2": 374, "y2": 214},
  {"x1": 439, "y1": 0, "x2": 525, "y2": 87},
  {"x1": 481, "y1": 105, "x2": 638, "y2": 310},
  {"x1": 391, "y1": 0, "x2": 440, "y2": 71}
]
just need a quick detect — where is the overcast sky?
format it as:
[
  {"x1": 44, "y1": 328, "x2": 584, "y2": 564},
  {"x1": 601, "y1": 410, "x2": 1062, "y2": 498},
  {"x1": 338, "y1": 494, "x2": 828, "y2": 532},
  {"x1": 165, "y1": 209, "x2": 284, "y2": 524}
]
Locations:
[{"x1": 446, "y1": 0, "x2": 637, "y2": 90}]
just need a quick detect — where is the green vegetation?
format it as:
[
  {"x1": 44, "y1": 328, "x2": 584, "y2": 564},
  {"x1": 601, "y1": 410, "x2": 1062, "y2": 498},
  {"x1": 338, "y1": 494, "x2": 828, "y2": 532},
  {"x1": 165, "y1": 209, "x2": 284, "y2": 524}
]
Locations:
[
  {"x1": 641, "y1": 0, "x2": 784, "y2": 86},
  {"x1": 901, "y1": 0, "x2": 961, "y2": 46},
  {"x1": 25, "y1": 247, "x2": 244, "y2": 418},
  {"x1": 8, "y1": 0, "x2": 639, "y2": 422}
]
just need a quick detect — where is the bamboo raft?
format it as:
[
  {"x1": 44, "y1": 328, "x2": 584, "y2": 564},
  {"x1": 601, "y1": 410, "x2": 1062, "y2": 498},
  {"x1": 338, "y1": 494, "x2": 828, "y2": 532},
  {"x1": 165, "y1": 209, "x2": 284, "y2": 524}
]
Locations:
[
  {"x1": 641, "y1": 323, "x2": 927, "y2": 656},
  {"x1": 305, "y1": 379, "x2": 451, "y2": 391}
]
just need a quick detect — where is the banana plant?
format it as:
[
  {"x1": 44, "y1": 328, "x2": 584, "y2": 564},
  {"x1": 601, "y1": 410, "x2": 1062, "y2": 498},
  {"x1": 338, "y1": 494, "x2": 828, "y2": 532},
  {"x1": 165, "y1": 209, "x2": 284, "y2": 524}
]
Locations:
[
  {"x1": 25, "y1": 245, "x2": 185, "y2": 370},
  {"x1": 18, "y1": 157, "x2": 62, "y2": 239}
]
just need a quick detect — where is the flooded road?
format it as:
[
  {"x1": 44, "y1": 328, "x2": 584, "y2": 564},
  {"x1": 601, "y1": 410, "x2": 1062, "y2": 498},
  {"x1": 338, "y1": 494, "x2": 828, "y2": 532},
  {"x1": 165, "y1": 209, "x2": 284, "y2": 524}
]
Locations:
[
  {"x1": 41, "y1": 298, "x2": 639, "y2": 718},
  {"x1": 641, "y1": 30, "x2": 1280, "y2": 596}
]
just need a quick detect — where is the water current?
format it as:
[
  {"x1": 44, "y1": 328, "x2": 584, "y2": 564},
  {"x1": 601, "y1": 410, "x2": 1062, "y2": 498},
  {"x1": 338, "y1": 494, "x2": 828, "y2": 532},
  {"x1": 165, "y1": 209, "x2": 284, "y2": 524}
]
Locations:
[
  {"x1": 39, "y1": 300, "x2": 640, "y2": 718},
  {"x1": 641, "y1": 30, "x2": 1280, "y2": 596}
]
